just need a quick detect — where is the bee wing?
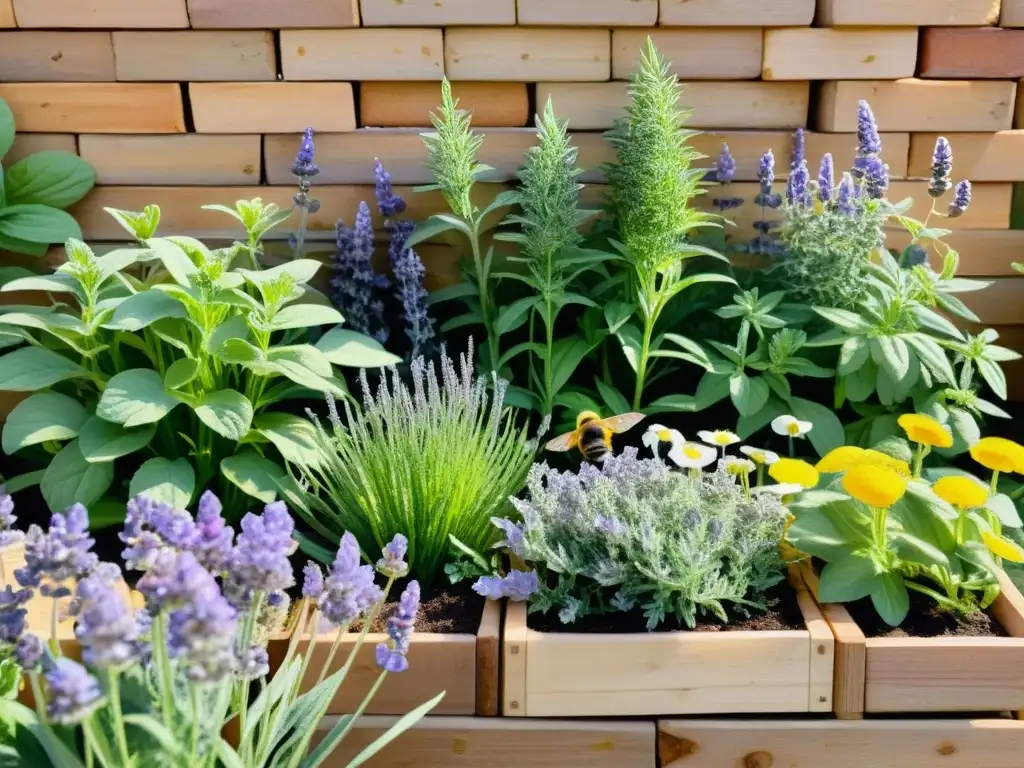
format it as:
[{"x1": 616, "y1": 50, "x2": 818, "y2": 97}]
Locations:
[
  {"x1": 544, "y1": 430, "x2": 579, "y2": 452},
  {"x1": 598, "y1": 413, "x2": 646, "y2": 435}
]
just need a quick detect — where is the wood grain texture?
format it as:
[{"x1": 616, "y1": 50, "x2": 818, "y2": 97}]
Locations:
[
  {"x1": 612, "y1": 28, "x2": 763, "y2": 81},
  {"x1": 78, "y1": 135, "x2": 261, "y2": 185},
  {"x1": 960, "y1": 278, "x2": 1024, "y2": 325},
  {"x1": 793, "y1": 578, "x2": 835, "y2": 712},
  {"x1": 503, "y1": 600, "x2": 528, "y2": 716},
  {"x1": 445, "y1": 28, "x2": 611, "y2": 82},
  {"x1": 280, "y1": 28, "x2": 443, "y2": 81},
  {"x1": 112, "y1": 31, "x2": 276, "y2": 82},
  {"x1": 886, "y1": 229, "x2": 1024, "y2": 276},
  {"x1": 317, "y1": 716, "x2": 657, "y2": 768},
  {"x1": 537, "y1": 81, "x2": 810, "y2": 130},
  {"x1": 1004, "y1": 0, "x2": 1024, "y2": 25},
  {"x1": 187, "y1": 0, "x2": 359, "y2": 27},
  {"x1": 921, "y1": 28, "x2": 1024, "y2": 78},
  {"x1": 763, "y1": 28, "x2": 918, "y2": 81},
  {"x1": 360, "y1": 0, "x2": 515, "y2": 25},
  {"x1": 12, "y1": 0, "x2": 188, "y2": 27},
  {"x1": 659, "y1": 0, "x2": 813, "y2": 25},
  {"x1": 359, "y1": 81, "x2": 529, "y2": 127},
  {"x1": 0, "y1": 0, "x2": 13, "y2": 27},
  {"x1": 807, "y1": 132, "x2": 911, "y2": 178},
  {"x1": 657, "y1": 718, "x2": 1024, "y2": 767},
  {"x1": 818, "y1": 79, "x2": 1017, "y2": 132},
  {"x1": 6, "y1": 133, "x2": 76, "y2": 164},
  {"x1": 520, "y1": 0, "x2": 658, "y2": 25},
  {"x1": 475, "y1": 598, "x2": 500, "y2": 716},
  {"x1": 0, "y1": 83, "x2": 184, "y2": 133},
  {"x1": 820, "y1": 0, "x2": 1001, "y2": 25},
  {"x1": 189, "y1": 83, "x2": 355, "y2": 133},
  {"x1": 0, "y1": 32, "x2": 115, "y2": 82},
  {"x1": 909, "y1": 131, "x2": 1024, "y2": 181}
]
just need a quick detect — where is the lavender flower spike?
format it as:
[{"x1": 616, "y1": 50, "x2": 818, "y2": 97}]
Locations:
[
  {"x1": 948, "y1": 180, "x2": 972, "y2": 218},
  {"x1": 856, "y1": 154, "x2": 890, "y2": 200},
  {"x1": 193, "y1": 491, "x2": 234, "y2": 573},
  {"x1": 376, "y1": 534, "x2": 410, "y2": 578},
  {"x1": 44, "y1": 658, "x2": 105, "y2": 725},
  {"x1": 168, "y1": 580, "x2": 238, "y2": 683},
  {"x1": 374, "y1": 159, "x2": 407, "y2": 218},
  {"x1": 375, "y1": 581, "x2": 419, "y2": 673},
  {"x1": 331, "y1": 201, "x2": 390, "y2": 344},
  {"x1": 0, "y1": 489, "x2": 23, "y2": 550},
  {"x1": 855, "y1": 100, "x2": 882, "y2": 157},
  {"x1": 0, "y1": 586, "x2": 29, "y2": 646},
  {"x1": 817, "y1": 154, "x2": 834, "y2": 203},
  {"x1": 74, "y1": 568, "x2": 139, "y2": 670},
  {"x1": 714, "y1": 143, "x2": 736, "y2": 184},
  {"x1": 786, "y1": 159, "x2": 810, "y2": 207},
  {"x1": 14, "y1": 633, "x2": 42, "y2": 670},
  {"x1": 16, "y1": 504, "x2": 98, "y2": 597},
  {"x1": 290, "y1": 127, "x2": 321, "y2": 215},
  {"x1": 302, "y1": 562, "x2": 324, "y2": 599},
  {"x1": 757, "y1": 150, "x2": 775, "y2": 192},
  {"x1": 929, "y1": 137, "x2": 953, "y2": 198},
  {"x1": 472, "y1": 570, "x2": 539, "y2": 602},
  {"x1": 836, "y1": 172, "x2": 857, "y2": 216},
  {"x1": 319, "y1": 532, "x2": 382, "y2": 627},
  {"x1": 491, "y1": 517, "x2": 525, "y2": 556},
  {"x1": 227, "y1": 501, "x2": 298, "y2": 602},
  {"x1": 790, "y1": 127, "x2": 805, "y2": 172}
]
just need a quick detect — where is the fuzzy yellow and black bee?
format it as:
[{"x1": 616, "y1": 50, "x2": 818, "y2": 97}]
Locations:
[{"x1": 544, "y1": 410, "x2": 646, "y2": 464}]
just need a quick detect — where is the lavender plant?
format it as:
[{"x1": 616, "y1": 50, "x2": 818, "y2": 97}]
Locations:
[
  {"x1": 289, "y1": 127, "x2": 322, "y2": 260},
  {"x1": 331, "y1": 200, "x2": 390, "y2": 344},
  {"x1": 0, "y1": 494, "x2": 441, "y2": 767}
]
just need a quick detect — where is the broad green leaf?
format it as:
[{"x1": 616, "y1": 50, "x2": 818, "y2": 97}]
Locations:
[
  {"x1": 643, "y1": 394, "x2": 698, "y2": 415},
  {"x1": 0, "y1": 204, "x2": 81, "y2": 244},
  {"x1": 891, "y1": 532, "x2": 951, "y2": 570},
  {"x1": 255, "y1": 412, "x2": 321, "y2": 466},
  {"x1": 194, "y1": 390, "x2": 253, "y2": 441},
  {"x1": 976, "y1": 356, "x2": 1008, "y2": 401},
  {"x1": 870, "y1": 335, "x2": 910, "y2": 381},
  {"x1": 594, "y1": 377, "x2": 631, "y2": 416},
  {"x1": 427, "y1": 281, "x2": 478, "y2": 305},
  {"x1": 316, "y1": 327, "x2": 401, "y2": 368},
  {"x1": 613, "y1": 323, "x2": 642, "y2": 372},
  {"x1": 693, "y1": 371, "x2": 731, "y2": 410},
  {"x1": 729, "y1": 372, "x2": 770, "y2": 417},
  {"x1": 788, "y1": 395, "x2": 845, "y2": 456},
  {"x1": 871, "y1": 571, "x2": 910, "y2": 627},
  {"x1": 838, "y1": 336, "x2": 869, "y2": 377},
  {"x1": 404, "y1": 214, "x2": 471, "y2": 249},
  {"x1": 221, "y1": 451, "x2": 286, "y2": 503},
  {"x1": 550, "y1": 336, "x2": 591, "y2": 396},
  {"x1": 145, "y1": 238, "x2": 199, "y2": 286},
  {"x1": 4, "y1": 151, "x2": 95, "y2": 208},
  {"x1": 818, "y1": 554, "x2": 881, "y2": 603},
  {"x1": 904, "y1": 333, "x2": 956, "y2": 385},
  {"x1": 2, "y1": 392, "x2": 87, "y2": 454},
  {"x1": 269, "y1": 344, "x2": 333, "y2": 376},
  {"x1": 0, "y1": 273, "x2": 76, "y2": 294},
  {"x1": 0, "y1": 98, "x2": 13, "y2": 159},
  {"x1": 986, "y1": 493, "x2": 1022, "y2": 529},
  {"x1": 237, "y1": 258, "x2": 321, "y2": 287},
  {"x1": 79, "y1": 416, "x2": 156, "y2": 462},
  {"x1": 0, "y1": 346, "x2": 86, "y2": 390},
  {"x1": 97, "y1": 369, "x2": 180, "y2": 427},
  {"x1": 494, "y1": 295, "x2": 537, "y2": 336},
  {"x1": 0, "y1": 310, "x2": 85, "y2": 336},
  {"x1": 786, "y1": 502, "x2": 871, "y2": 562},
  {"x1": 4, "y1": 469, "x2": 44, "y2": 493},
  {"x1": 814, "y1": 306, "x2": 871, "y2": 333},
  {"x1": 129, "y1": 457, "x2": 195, "y2": 508},
  {"x1": 104, "y1": 290, "x2": 186, "y2": 331},
  {"x1": 164, "y1": 358, "x2": 200, "y2": 390},
  {"x1": 40, "y1": 440, "x2": 113, "y2": 512},
  {"x1": 269, "y1": 303, "x2": 345, "y2": 331},
  {"x1": 604, "y1": 301, "x2": 634, "y2": 334}
]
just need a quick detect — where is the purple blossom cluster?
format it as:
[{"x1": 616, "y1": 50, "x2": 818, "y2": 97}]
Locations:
[
  {"x1": 925, "y1": 136, "x2": 972, "y2": 219},
  {"x1": 74, "y1": 563, "x2": 140, "y2": 670},
  {"x1": 709, "y1": 144, "x2": 743, "y2": 212},
  {"x1": 491, "y1": 517, "x2": 525, "y2": 557},
  {"x1": 121, "y1": 492, "x2": 234, "y2": 574},
  {"x1": 0, "y1": 489, "x2": 22, "y2": 550},
  {"x1": 376, "y1": 533, "x2": 410, "y2": 578},
  {"x1": 44, "y1": 657, "x2": 105, "y2": 725},
  {"x1": 851, "y1": 101, "x2": 890, "y2": 200},
  {"x1": 224, "y1": 501, "x2": 297, "y2": 606},
  {"x1": 472, "y1": 570, "x2": 539, "y2": 602},
  {"x1": 375, "y1": 581, "x2": 419, "y2": 673},
  {"x1": 330, "y1": 200, "x2": 390, "y2": 345},
  {"x1": 290, "y1": 127, "x2": 321, "y2": 215},
  {"x1": 16, "y1": 504, "x2": 98, "y2": 598},
  {"x1": 305, "y1": 532, "x2": 383, "y2": 627},
  {"x1": 745, "y1": 150, "x2": 783, "y2": 256}
]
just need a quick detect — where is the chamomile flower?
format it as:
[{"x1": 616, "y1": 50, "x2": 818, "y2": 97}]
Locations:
[
  {"x1": 668, "y1": 441, "x2": 717, "y2": 470},
  {"x1": 697, "y1": 430, "x2": 740, "y2": 455},
  {"x1": 771, "y1": 415, "x2": 812, "y2": 438},
  {"x1": 724, "y1": 457, "x2": 756, "y2": 476},
  {"x1": 643, "y1": 424, "x2": 683, "y2": 460},
  {"x1": 740, "y1": 446, "x2": 779, "y2": 465}
]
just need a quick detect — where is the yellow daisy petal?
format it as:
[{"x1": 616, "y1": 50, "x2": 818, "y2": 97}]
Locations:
[
  {"x1": 983, "y1": 532, "x2": 1024, "y2": 564},
  {"x1": 769, "y1": 458, "x2": 820, "y2": 489},
  {"x1": 841, "y1": 464, "x2": 908, "y2": 508},
  {"x1": 933, "y1": 475, "x2": 989, "y2": 509},
  {"x1": 815, "y1": 446, "x2": 867, "y2": 474},
  {"x1": 897, "y1": 413, "x2": 953, "y2": 449},
  {"x1": 970, "y1": 437, "x2": 1024, "y2": 474}
]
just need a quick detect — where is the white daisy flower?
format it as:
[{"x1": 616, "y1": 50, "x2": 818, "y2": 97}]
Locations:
[
  {"x1": 740, "y1": 446, "x2": 780, "y2": 465},
  {"x1": 668, "y1": 441, "x2": 717, "y2": 469},
  {"x1": 771, "y1": 415, "x2": 813, "y2": 438},
  {"x1": 697, "y1": 429, "x2": 740, "y2": 448},
  {"x1": 724, "y1": 457, "x2": 757, "y2": 476},
  {"x1": 751, "y1": 483, "x2": 804, "y2": 497},
  {"x1": 642, "y1": 424, "x2": 683, "y2": 459}
]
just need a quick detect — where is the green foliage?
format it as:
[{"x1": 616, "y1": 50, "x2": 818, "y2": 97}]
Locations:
[
  {"x1": 0, "y1": 97, "x2": 94, "y2": 263},
  {"x1": 0, "y1": 204, "x2": 399, "y2": 522}
]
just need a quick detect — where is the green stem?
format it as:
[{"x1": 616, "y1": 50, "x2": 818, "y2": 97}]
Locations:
[
  {"x1": 872, "y1": 506, "x2": 889, "y2": 551},
  {"x1": 955, "y1": 506, "x2": 966, "y2": 546},
  {"x1": 756, "y1": 464, "x2": 764, "y2": 487},
  {"x1": 107, "y1": 671, "x2": 131, "y2": 767},
  {"x1": 468, "y1": 224, "x2": 499, "y2": 375},
  {"x1": 544, "y1": 301, "x2": 555, "y2": 414},
  {"x1": 991, "y1": 469, "x2": 1001, "y2": 495},
  {"x1": 28, "y1": 672, "x2": 45, "y2": 721},
  {"x1": 189, "y1": 684, "x2": 201, "y2": 760},
  {"x1": 151, "y1": 613, "x2": 175, "y2": 731},
  {"x1": 787, "y1": 435, "x2": 794, "y2": 459},
  {"x1": 632, "y1": 309, "x2": 655, "y2": 410}
]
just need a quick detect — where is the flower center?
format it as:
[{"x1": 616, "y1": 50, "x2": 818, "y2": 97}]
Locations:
[
  {"x1": 787, "y1": 423, "x2": 800, "y2": 435},
  {"x1": 684, "y1": 446, "x2": 701, "y2": 459}
]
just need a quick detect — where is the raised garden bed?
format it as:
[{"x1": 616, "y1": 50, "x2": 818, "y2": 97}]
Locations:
[{"x1": 501, "y1": 569, "x2": 834, "y2": 717}]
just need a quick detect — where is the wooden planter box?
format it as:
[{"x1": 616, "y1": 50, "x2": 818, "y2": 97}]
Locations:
[
  {"x1": 271, "y1": 597, "x2": 501, "y2": 717},
  {"x1": 501, "y1": 572, "x2": 834, "y2": 717},
  {"x1": 797, "y1": 561, "x2": 1024, "y2": 717}
]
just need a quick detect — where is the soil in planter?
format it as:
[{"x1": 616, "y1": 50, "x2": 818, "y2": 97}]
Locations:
[
  {"x1": 847, "y1": 588, "x2": 1007, "y2": 639},
  {"x1": 354, "y1": 578, "x2": 485, "y2": 634},
  {"x1": 528, "y1": 584, "x2": 805, "y2": 634}
]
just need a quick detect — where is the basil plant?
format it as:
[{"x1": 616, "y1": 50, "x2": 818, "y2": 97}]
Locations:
[{"x1": 0, "y1": 203, "x2": 399, "y2": 522}]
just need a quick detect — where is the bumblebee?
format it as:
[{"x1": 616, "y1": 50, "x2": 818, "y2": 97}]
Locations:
[{"x1": 545, "y1": 410, "x2": 646, "y2": 464}]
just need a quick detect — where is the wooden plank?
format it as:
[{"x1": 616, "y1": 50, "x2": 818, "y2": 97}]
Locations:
[
  {"x1": 992, "y1": 568, "x2": 1024, "y2": 637},
  {"x1": 1014, "y1": 81, "x2": 1024, "y2": 128},
  {"x1": 0, "y1": 83, "x2": 184, "y2": 133},
  {"x1": 520, "y1": 0, "x2": 658, "y2": 25},
  {"x1": 475, "y1": 598, "x2": 500, "y2": 716},
  {"x1": 503, "y1": 600, "x2": 528, "y2": 716},
  {"x1": 359, "y1": 81, "x2": 529, "y2": 128},
  {"x1": 909, "y1": 132, "x2": 1024, "y2": 182},
  {"x1": 657, "y1": 719, "x2": 1024, "y2": 768},
  {"x1": 0, "y1": 32, "x2": 115, "y2": 82},
  {"x1": 537, "y1": 81, "x2": 810, "y2": 131},
  {"x1": 820, "y1": 0, "x2": 1001, "y2": 25},
  {"x1": 318, "y1": 716, "x2": 657, "y2": 768},
  {"x1": 189, "y1": 83, "x2": 355, "y2": 134},
  {"x1": 186, "y1": 0, "x2": 359, "y2": 28},
  {"x1": 6, "y1": 133, "x2": 76, "y2": 164},
  {"x1": 886, "y1": 229, "x2": 1024, "y2": 276},
  {"x1": 0, "y1": 0, "x2": 14, "y2": 27},
  {"x1": 921, "y1": 28, "x2": 1024, "y2": 78},
  {"x1": 445, "y1": 28, "x2": 611, "y2": 82},
  {"x1": 763, "y1": 28, "x2": 918, "y2": 81},
  {"x1": 818, "y1": 79, "x2": 1017, "y2": 133},
  {"x1": 78, "y1": 135, "x2": 261, "y2": 185},
  {"x1": 360, "y1": 0, "x2": 515, "y2": 25},
  {"x1": 960, "y1": 277, "x2": 1024, "y2": 325},
  {"x1": 793, "y1": 579, "x2": 835, "y2": 712},
  {"x1": 280, "y1": 28, "x2": 443, "y2": 81},
  {"x1": 12, "y1": 0, "x2": 188, "y2": 27},
  {"x1": 1004, "y1": 0, "x2": 1024, "y2": 26},
  {"x1": 612, "y1": 28, "x2": 763, "y2": 81},
  {"x1": 659, "y1": 0, "x2": 813, "y2": 25},
  {"x1": 806, "y1": 132, "x2": 910, "y2": 178},
  {"x1": 111, "y1": 31, "x2": 276, "y2": 82}
]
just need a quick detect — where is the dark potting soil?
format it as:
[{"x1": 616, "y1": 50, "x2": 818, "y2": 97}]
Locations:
[
  {"x1": 846, "y1": 589, "x2": 1007, "y2": 639},
  {"x1": 354, "y1": 578, "x2": 485, "y2": 635},
  {"x1": 527, "y1": 584, "x2": 806, "y2": 634}
]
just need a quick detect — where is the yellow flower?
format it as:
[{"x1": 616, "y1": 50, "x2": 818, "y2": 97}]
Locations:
[
  {"x1": 769, "y1": 458, "x2": 820, "y2": 489},
  {"x1": 842, "y1": 464, "x2": 908, "y2": 508},
  {"x1": 815, "y1": 446, "x2": 867, "y2": 474},
  {"x1": 983, "y1": 532, "x2": 1024, "y2": 563},
  {"x1": 970, "y1": 437, "x2": 1024, "y2": 474},
  {"x1": 898, "y1": 413, "x2": 953, "y2": 449},
  {"x1": 860, "y1": 449, "x2": 912, "y2": 478},
  {"x1": 933, "y1": 475, "x2": 989, "y2": 509}
]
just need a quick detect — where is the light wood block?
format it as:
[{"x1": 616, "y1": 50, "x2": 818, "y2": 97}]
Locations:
[
  {"x1": 502, "y1": 579, "x2": 832, "y2": 716},
  {"x1": 111, "y1": 31, "x2": 275, "y2": 82},
  {"x1": 819, "y1": 80, "x2": 1017, "y2": 133},
  {"x1": 960, "y1": 278, "x2": 1024, "y2": 326},
  {"x1": 360, "y1": 0, "x2": 515, "y2": 25},
  {"x1": 909, "y1": 132, "x2": 1024, "y2": 181},
  {"x1": 1004, "y1": 0, "x2": 1024, "y2": 25},
  {"x1": 820, "y1": 0, "x2": 1001, "y2": 25},
  {"x1": 1014, "y1": 80, "x2": 1024, "y2": 127},
  {"x1": 763, "y1": 28, "x2": 918, "y2": 81},
  {"x1": 445, "y1": 28, "x2": 611, "y2": 82},
  {"x1": 6, "y1": 133, "x2": 77, "y2": 164},
  {"x1": 921, "y1": 28, "x2": 1024, "y2": 78},
  {"x1": 12, "y1": 0, "x2": 188, "y2": 27},
  {"x1": 519, "y1": 0, "x2": 658, "y2": 25},
  {"x1": 79, "y1": 135, "x2": 261, "y2": 185},
  {"x1": 359, "y1": 82, "x2": 529, "y2": 127},
  {"x1": 189, "y1": 83, "x2": 355, "y2": 134},
  {"x1": 280, "y1": 29, "x2": 443, "y2": 81},
  {"x1": 888, "y1": 229, "x2": 1024, "y2": 276},
  {"x1": 319, "y1": 716, "x2": 656, "y2": 768},
  {"x1": 187, "y1": 0, "x2": 359, "y2": 27},
  {"x1": 537, "y1": 81, "x2": 810, "y2": 131},
  {"x1": 0, "y1": 32, "x2": 115, "y2": 82},
  {"x1": 0, "y1": 0, "x2": 13, "y2": 27},
  {"x1": 660, "y1": 0, "x2": 814, "y2": 25},
  {"x1": 658, "y1": 719, "x2": 1024, "y2": 768},
  {"x1": 0, "y1": 83, "x2": 184, "y2": 133},
  {"x1": 612, "y1": 28, "x2": 763, "y2": 81},
  {"x1": 806, "y1": 132, "x2": 910, "y2": 178}
]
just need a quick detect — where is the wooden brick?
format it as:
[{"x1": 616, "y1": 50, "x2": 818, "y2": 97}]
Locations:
[
  {"x1": 6, "y1": 134, "x2": 76, "y2": 164},
  {"x1": 763, "y1": 28, "x2": 917, "y2": 81},
  {"x1": 660, "y1": 0, "x2": 814, "y2": 26},
  {"x1": 79, "y1": 135, "x2": 261, "y2": 185},
  {"x1": 1004, "y1": 0, "x2": 1024, "y2": 26},
  {"x1": 187, "y1": 0, "x2": 359, "y2": 28},
  {"x1": 189, "y1": 83, "x2": 355, "y2": 133},
  {"x1": 280, "y1": 29, "x2": 443, "y2": 81},
  {"x1": 0, "y1": 0, "x2": 13, "y2": 27},
  {"x1": 0, "y1": 32, "x2": 115, "y2": 82},
  {"x1": 359, "y1": 82, "x2": 529, "y2": 127},
  {"x1": 612, "y1": 28, "x2": 763, "y2": 81},
  {"x1": 806, "y1": 132, "x2": 910, "y2": 178},
  {"x1": 909, "y1": 132, "x2": 1024, "y2": 181},
  {"x1": 0, "y1": 83, "x2": 184, "y2": 133},
  {"x1": 13, "y1": 0, "x2": 188, "y2": 28},
  {"x1": 445, "y1": 28, "x2": 610, "y2": 82},
  {"x1": 112, "y1": 32, "x2": 275, "y2": 82},
  {"x1": 519, "y1": 0, "x2": 658, "y2": 26},
  {"x1": 920, "y1": 28, "x2": 1024, "y2": 78},
  {"x1": 360, "y1": 0, "x2": 515, "y2": 25},
  {"x1": 960, "y1": 277, "x2": 1024, "y2": 325},
  {"x1": 537, "y1": 81, "x2": 810, "y2": 131},
  {"x1": 886, "y1": 229, "x2": 1024, "y2": 276},
  {"x1": 819, "y1": 80, "x2": 1017, "y2": 133},
  {"x1": 821, "y1": 0, "x2": 1000, "y2": 25}
]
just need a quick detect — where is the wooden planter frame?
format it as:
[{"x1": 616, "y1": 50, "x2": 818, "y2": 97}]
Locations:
[
  {"x1": 502, "y1": 571, "x2": 834, "y2": 717},
  {"x1": 796, "y1": 561, "x2": 1024, "y2": 717}
]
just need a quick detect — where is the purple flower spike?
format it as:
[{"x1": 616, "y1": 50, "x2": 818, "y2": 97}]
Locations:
[
  {"x1": 929, "y1": 136, "x2": 953, "y2": 198},
  {"x1": 291, "y1": 128, "x2": 321, "y2": 214},
  {"x1": 14, "y1": 633, "x2": 42, "y2": 670},
  {"x1": 790, "y1": 128, "x2": 805, "y2": 172},
  {"x1": 226, "y1": 501, "x2": 298, "y2": 604},
  {"x1": 388, "y1": 219, "x2": 436, "y2": 357},
  {"x1": 948, "y1": 180, "x2": 971, "y2": 218},
  {"x1": 837, "y1": 172, "x2": 857, "y2": 216},
  {"x1": 714, "y1": 143, "x2": 736, "y2": 184},
  {"x1": 168, "y1": 580, "x2": 238, "y2": 683},
  {"x1": 237, "y1": 645, "x2": 270, "y2": 681},
  {"x1": 44, "y1": 658, "x2": 105, "y2": 725},
  {"x1": 376, "y1": 534, "x2": 409, "y2": 578},
  {"x1": 818, "y1": 154, "x2": 834, "y2": 203},
  {"x1": 330, "y1": 201, "x2": 390, "y2": 345},
  {"x1": 757, "y1": 150, "x2": 775, "y2": 192},
  {"x1": 0, "y1": 586, "x2": 29, "y2": 645},
  {"x1": 374, "y1": 159, "x2": 407, "y2": 218},
  {"x1": 375, "y1": 580, "x2": 419, "y2": 673},
  {"x1": 303, "y1": 563, "x2": 324, "y2": 599},
  {"x1": 0, "y1": 490, "x2": 22, "y2": 550},
  {"x1": 319, "y1": 532, "x2": 382, "y2": 627},
  {"x1": 491, "y1": 517, "x2": 525, "y2": 556},
  {"x1": 853, "y1": 154, "x2": 890, "y2": 200},
  {"x1": 194, "y1": 491, "x2": 234, "y2": 573},
  {"x1": 17, "y1": 505, "x2": 98, "y2": 596},
  {"x1": 786, "y1": 159, "x2": 811, "y2": 207},
  {"x1": 855, "y1": 100, "x2": 882, "y2": 157},
  {"x1": 74, "y1": 568, "x2": 139, "y2": 670},
  {"x1": 471, "y1": 570, "x2": 539, "y2": 602}
]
